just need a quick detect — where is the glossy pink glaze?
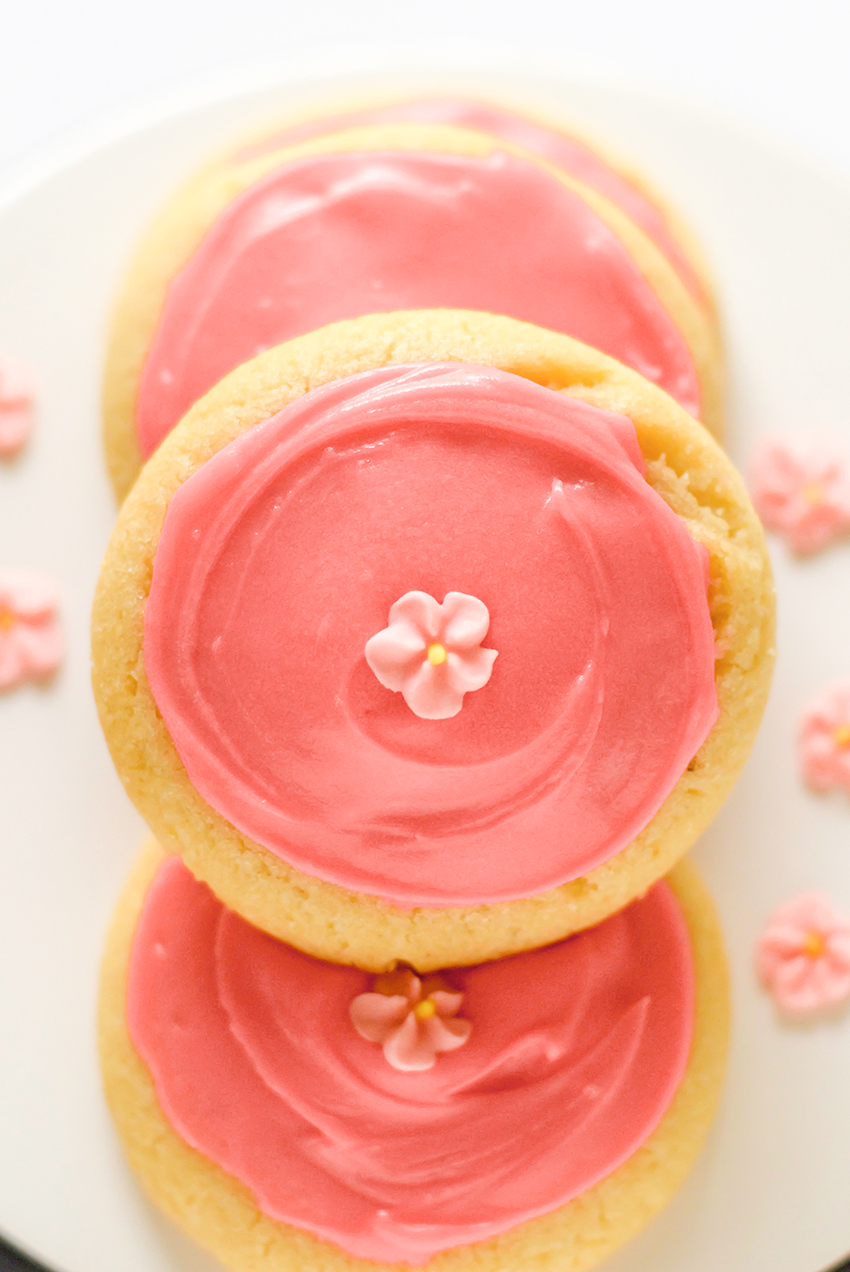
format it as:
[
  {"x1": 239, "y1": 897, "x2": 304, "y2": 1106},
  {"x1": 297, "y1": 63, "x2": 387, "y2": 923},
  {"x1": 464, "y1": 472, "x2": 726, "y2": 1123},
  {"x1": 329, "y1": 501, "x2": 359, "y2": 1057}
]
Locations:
[
  {"x1": 144, "y1": 364, "x2": 718, "y2": 906},
  {"x1": 136, "y1": 145, "x2": 701, "y2": 457},
  {"x1": 231, "y1": 97, "x2": 706, "y2": 303},
  {"x1": 128, "y1": 856, "x2": 695, "y2": 1264}
]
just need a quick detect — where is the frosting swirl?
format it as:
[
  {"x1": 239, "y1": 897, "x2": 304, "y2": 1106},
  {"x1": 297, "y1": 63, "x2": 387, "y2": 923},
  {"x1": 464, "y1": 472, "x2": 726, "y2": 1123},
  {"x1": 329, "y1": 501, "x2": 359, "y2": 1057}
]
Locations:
[
  {"x1": 143, "y1": 363, "x2": 718, "y2": 906},
  {"x1": 128, "y1": 856, "x2": 695, "y2": 1264}
]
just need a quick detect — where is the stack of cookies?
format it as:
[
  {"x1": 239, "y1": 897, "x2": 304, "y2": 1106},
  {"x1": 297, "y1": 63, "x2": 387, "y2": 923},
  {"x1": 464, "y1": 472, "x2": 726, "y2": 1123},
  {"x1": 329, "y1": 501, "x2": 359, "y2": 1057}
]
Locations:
[{"x1": 91, "y1": 92, "x2": 775, "y2": 1272}]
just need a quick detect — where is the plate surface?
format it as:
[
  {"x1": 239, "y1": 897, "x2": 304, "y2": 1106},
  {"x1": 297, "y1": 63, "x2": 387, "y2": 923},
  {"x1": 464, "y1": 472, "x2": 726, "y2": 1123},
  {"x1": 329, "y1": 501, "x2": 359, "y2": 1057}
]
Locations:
[{"x1": 1, "y1": 58, "x2": 850, "y2": 1272}]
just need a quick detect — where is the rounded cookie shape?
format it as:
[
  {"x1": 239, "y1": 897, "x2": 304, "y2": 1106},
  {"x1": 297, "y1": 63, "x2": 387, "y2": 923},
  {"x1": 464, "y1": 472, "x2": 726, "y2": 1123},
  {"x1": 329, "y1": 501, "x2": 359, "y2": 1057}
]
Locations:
[
  {"x1": 141, "y1": 360, "x2": 718, "y2": 905},
  {"x1": 103, "y1": 114, "x2": 722, "y2": 500},
  {"x1": 99, "y1": 839, "x2": 729, "y2": 1272},
  {"x1": 92, "y1": 310, "x2": 774, "y2": 970}
]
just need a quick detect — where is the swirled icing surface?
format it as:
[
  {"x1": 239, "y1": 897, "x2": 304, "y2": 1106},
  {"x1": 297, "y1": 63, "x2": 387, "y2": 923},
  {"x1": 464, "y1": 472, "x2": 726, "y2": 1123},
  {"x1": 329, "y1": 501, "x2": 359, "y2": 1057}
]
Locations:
[
  {"x1": 232, "y1": 96, "x2": 706, "y2": 303},
  {"x1": 144, "y1": 364, "x2": 718, "y2": 905},
  {"x1": 136, "y1": 144, "x2": 700, "y2": 458},
  {"x1": 128, "y1": 855, "x2": 695, "y2": 1264}
]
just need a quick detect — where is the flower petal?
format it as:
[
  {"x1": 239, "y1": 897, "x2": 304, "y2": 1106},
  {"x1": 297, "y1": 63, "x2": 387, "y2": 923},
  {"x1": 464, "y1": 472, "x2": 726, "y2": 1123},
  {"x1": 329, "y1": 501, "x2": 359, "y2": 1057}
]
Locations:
[
  {"x1": 386, "y1": 591, "x2": 443, "y2": 641},
  {"x1": 425, "y1": 1013, "x2": 472, "y2": 1054},
  {"x1": 365, "y1": 623, "x2": 426, "y2": 691},
  {"x1": 446, "y1": 647, "x2": 498, "y2": 695},
  {"x1": 0, "y1": 404, "x2": 30, "y2": 456},
  {"x1": 402, "y1": 662, "x2": 463, "y2": 720},
  {"x1": 0, "y1": 635, "x2": 27, "y2": 689},
  {"x1": 825, "y1": 933, "x2": 850, "y2": 967},
  {"x1": 349, "y1": 992, "x2": 411, "y2": 1043},
  {"x1": 429, "y1": 990, "x2": 464, "y2": 1018},
  {"x1": 12, "y1": 622, "x2": 63, "y2": 678},
  {"x1": 772, "y1": 893, "x2": 841, "y2": 931},
  {"x1": 0, "y1": 569, "x2": 59, "y2": 617},
  {"x1": 757, "y1": 922, "x2": 809, "y2": 959},
  {"x1": 440, "y1": 592, "x2": 491, "y2": 650},
  {"x1": 383, "y1": 1012, "x2": 436, "y2": 1071}
]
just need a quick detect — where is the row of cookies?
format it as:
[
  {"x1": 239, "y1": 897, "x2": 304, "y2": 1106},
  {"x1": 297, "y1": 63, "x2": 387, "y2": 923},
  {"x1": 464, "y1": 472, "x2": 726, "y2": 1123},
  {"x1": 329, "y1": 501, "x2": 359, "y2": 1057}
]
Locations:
[{"x1": 92, "y1": 92, "x2": 774, "y2": 1271}]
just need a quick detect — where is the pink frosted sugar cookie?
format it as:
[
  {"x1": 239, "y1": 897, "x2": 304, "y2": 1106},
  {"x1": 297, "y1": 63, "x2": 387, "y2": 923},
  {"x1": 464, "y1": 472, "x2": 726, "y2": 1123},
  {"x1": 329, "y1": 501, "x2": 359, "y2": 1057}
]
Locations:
[
  {"x1": 92, "y1": 311, "x2": 774, "y2": 971},
  {"x1": 749, "y1": 434, "x2": 850, "y2": 555},
  {"x1": 756, "y1": 893, "x2": 850, "y2": 1016},
  {"x1": 799, "y1": 682, "x2": 850, "y2": 794},
  {"x1": 99, "y1": 841, "x2": 729, "y2": 1272},
  {"x1": 0, "y1": 569, "x2": 63, "y2": 690},
  {"x1": 0, "y1": 355, "x2": 34, "y2": 457}
]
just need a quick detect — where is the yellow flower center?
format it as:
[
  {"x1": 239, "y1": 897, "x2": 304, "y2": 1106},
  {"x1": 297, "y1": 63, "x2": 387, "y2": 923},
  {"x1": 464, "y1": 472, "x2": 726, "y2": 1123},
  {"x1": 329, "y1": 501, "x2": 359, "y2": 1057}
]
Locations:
[
  {"x1": 427, "y1": 642, "x2": 447, "y2": 666},
  {"x1": 414, "y1": 998, "x2": 437, "y2": 1020},
  {"x1": 0, "y1": 608, "x2": 16, "y2": 632},
  {"x1": 803, "y1": 483, "x2": 825, "y2": 505},
  {"x1": 832, "y1": 723, "x2": 850, "y2": 748},
  {"x1": 801, "y1": 931, "x2": 826, "y2": 958}
]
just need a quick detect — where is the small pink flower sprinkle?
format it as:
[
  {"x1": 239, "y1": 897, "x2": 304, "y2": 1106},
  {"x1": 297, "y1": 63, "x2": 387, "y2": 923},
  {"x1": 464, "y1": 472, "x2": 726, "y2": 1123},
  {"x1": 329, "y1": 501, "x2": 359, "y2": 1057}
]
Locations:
[
  {"x1": 799, "y1": 682, "x2": 850, "y2": 794},
  {"x1": 748, "y1": 435, "x2": 850, "y2": 555},
  {"x1": 350, "y1": 968, "x2": 472, "y2": 1072},
  {"x1": 364, "y1": 590, "x2": 498, "y2": 720},
  {"x1": 0, "y1": 569, "x2": 63, "y2": 691},
  {"x1": 756, "y1": 894, "x2": 850, "y2": 1016},
  {"x1": 0, "y1": 356, "x2": 34, "y2": 457}
]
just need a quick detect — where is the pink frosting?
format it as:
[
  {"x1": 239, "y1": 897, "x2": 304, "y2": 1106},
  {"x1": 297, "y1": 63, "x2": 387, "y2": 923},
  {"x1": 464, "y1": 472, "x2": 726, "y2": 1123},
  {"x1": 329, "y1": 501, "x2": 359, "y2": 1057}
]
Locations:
[
  {"x1": 799, "y1": 681, "x2": 850, "y2": 793},
  {"x1": 0, "y1": 355, "x2": 34, "y2": 457},
  {"x1": 231, "y1": 97, "x2": 706, "y2": 303},
  {"x1": 128, "y1": 856, "x2": 695, "y2": 1264},
  {"x1": 350, "y1": 968, "x2": 472, "y2": 1071},
  {"x1": 136, "y1": 145, "x2": 701, "y2": 458},
  {"x1": 0, "y1": 569, "x2": 63, "y2": 690},
  {"x1": 749, "y1": 434, "x2": 850, "y2": 555},
  {"x1": 756, "y1": 893, "x2": 850, "y2": 1016},
  {"x1": 365, "y1": 590, "x2": 498, "y2": 720},
  {"x1": 143, "y1": 363, "x2": 718, "y2": 906}
]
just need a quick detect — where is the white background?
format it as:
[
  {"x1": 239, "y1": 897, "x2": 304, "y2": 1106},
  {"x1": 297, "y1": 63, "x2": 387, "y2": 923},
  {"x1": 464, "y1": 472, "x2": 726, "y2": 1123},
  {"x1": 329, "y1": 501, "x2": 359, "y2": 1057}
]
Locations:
[{"x1": 1, "y1": 0, "x2": 850, "y2": 192}]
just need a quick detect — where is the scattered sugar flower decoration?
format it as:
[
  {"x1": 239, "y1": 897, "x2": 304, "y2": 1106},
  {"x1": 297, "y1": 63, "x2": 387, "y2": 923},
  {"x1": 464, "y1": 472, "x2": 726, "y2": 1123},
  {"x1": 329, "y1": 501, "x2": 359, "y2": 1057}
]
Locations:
[
  {"x1": 799, "y1": 682, "x2": 850, "y2": 794},
  {"x1": 0, "y1": 569, "x2": 63, "y2": 690},
  {"x1": 350, "y1": 967, "x2": 472, "y2": 1071},
  {"x1": 365, "y1": 590, "x2": 498, "y2": 720},
  {"x1": 756, "y1": 894, "x2": 850, "y2": 1016},
  {"x1": 749, "y1": 435, "x2": 850, "y2": 555},
  {"x1": 0, "y1": 356, "x2": 34, "y2": 457}
]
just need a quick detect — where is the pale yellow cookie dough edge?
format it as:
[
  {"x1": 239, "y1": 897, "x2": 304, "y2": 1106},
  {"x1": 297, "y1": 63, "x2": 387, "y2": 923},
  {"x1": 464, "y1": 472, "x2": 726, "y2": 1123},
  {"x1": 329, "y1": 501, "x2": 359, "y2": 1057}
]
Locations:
[
  {"x1": 92, "y1": 310, "x2": 774, "y2": 973},
  {"x1": 99, "y1": 838, "x2": 730, "y2": 1272}
]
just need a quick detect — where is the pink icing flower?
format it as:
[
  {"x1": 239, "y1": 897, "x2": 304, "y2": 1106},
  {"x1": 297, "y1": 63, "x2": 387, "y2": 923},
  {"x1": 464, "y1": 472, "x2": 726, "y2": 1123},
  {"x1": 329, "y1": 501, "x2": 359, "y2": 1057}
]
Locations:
[
  {"x1": 0, "y1": 569, "x2": 63, "y2": 690},
  {"x1": 799, "y1": 682, "x2": 850, "y2": 794},
  {"x1": 364, "y1": 590, "x2": 498, "y2": 720},
  {"x1": 0, "y1": 356, "x2": 34, "y2": 457},
  {"x1": 748, "y1": 435, "x2": 850, "y2": 555},
  {"x1": 756, "y1": 894, "x2": 850, "y2": 1016},
  {"x1": 350, "y1": 968, "x2": 472, "y2": 1071}
]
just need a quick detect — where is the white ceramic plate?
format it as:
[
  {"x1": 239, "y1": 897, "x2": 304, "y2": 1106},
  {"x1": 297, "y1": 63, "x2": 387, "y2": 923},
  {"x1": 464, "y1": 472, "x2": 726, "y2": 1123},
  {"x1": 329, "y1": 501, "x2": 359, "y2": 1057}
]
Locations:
[{"x1": 2, "y1": 55, "x2": 850, "y2": 1272}]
